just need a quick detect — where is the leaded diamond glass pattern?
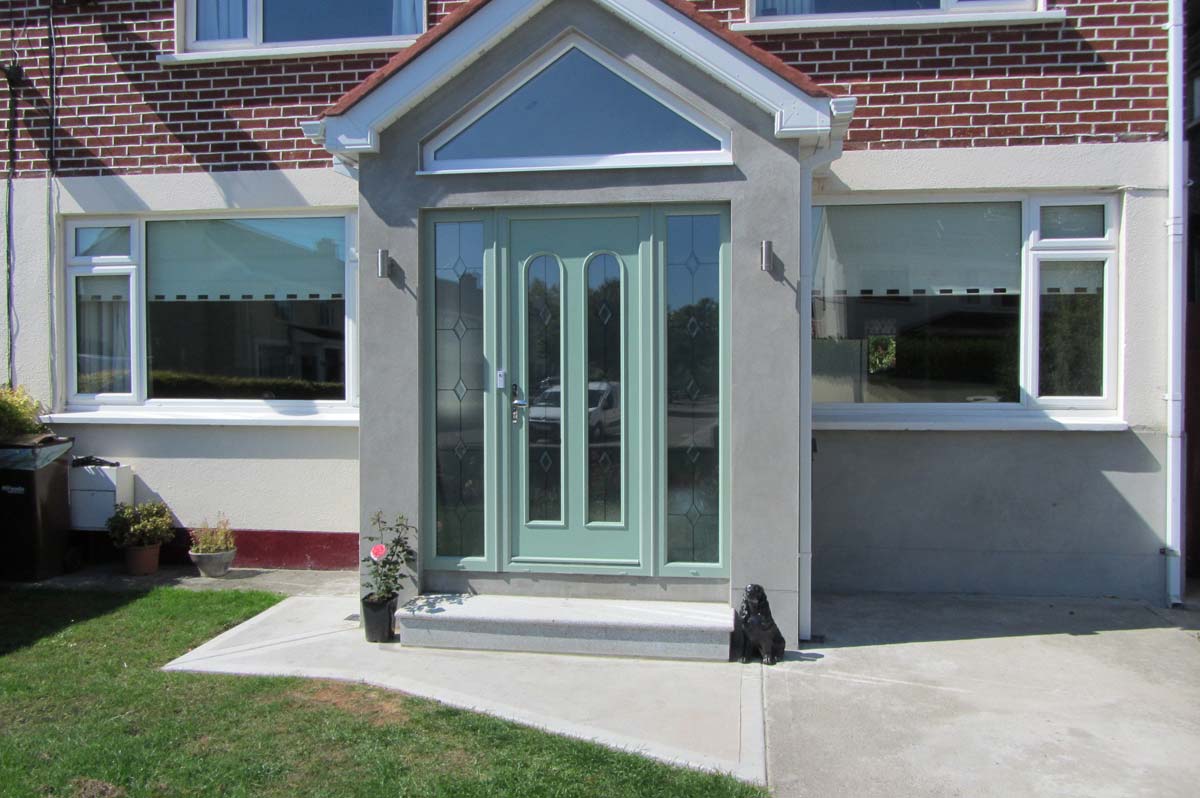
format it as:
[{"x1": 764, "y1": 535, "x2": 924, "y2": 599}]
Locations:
[
  {"x1": 433, "y1": 221, "x2": 485, "y2": 558},
  {"x1": 527, "y1": 255, "x2": 562, "y2": 522},
  {"x1": 665, "y1": 215, "x2": 720, "y2": 564},
  {"x1": 586, "y1": 253, "x2": 622, "y2": 523}
]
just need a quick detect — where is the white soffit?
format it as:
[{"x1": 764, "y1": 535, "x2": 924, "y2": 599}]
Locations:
[{"x1": 303, "y1": 0, "x2": 845, "y2": 159}]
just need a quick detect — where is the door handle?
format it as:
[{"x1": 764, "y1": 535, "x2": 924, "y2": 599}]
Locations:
[{"x1": 511, "y1": 383, "x2": 527, "y2": 424}]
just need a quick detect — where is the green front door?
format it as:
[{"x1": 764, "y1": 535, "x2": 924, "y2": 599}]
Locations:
[{"x1": 505, "y1": 211, "x2": 648, "y2": 566}]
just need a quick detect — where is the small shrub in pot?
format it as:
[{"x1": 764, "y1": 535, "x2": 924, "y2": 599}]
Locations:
[
  {"x1": 106, "y1": 502, "x2": 174, "y2": 576},
  {"x1": 188, "y1": 514, "x2": 237, "y2": 578},
  {"x1": 0, "y1": 386, "x2": 47, "y2": 441},
  {"x1": 361, "y1": 512, "x2": 416, "y2": 643}
]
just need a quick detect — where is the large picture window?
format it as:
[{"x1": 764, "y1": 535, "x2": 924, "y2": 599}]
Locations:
[
  {"x1": 753, "y1": 0, "x2": 1035, "y2": 21},
  {"x1": 813, "y1": 196, "x2": 1118, "y2": 416},
  {"x1": 187, "y1": 0, "x2": 423, "y2": 52},
  {"x1": 66, "y1": 215, "x2": 355, "y2": 409}
]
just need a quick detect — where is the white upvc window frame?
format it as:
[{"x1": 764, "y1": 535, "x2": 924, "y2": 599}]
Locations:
[
  {"x1": 65, "y1": 218, "x2": 142, "y2": 406},
  {"x1": 419, "y1": 34, "x2": 734, "y2": 175},
  {"x1": 180, "y1": 0, "x2": 425, "y2": 55},
  {"x1": 737, "y1": 0, "x2": 1061, "y2": 33},
  {"x1": 61, "y1": 211, "x2": 360, "y2": 423},
  {"x1": 812, "y1": 192, "x2": 1122, "y2": 430},
  {"x1": 1024, "y1": 250, "x2": 1117, "y2": 411}
]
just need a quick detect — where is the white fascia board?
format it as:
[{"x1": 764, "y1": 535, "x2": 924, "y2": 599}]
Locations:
[
  {"x1": 308, "y1": 0, "x2": 837, "y2": 156},
  {"x1": 599, "y1": 0, "x2": 830, "y2": 138}
]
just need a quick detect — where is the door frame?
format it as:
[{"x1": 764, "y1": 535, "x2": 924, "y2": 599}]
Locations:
[{"x1": 420, "y1": 204, "x2": 730, "y2": 578}]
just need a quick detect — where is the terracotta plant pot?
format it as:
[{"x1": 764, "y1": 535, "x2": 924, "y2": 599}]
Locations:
[
  {"x1": 361, "y1": 596, "x2": 398, "y2": 643},
  {"x1": 189, "y1": 549, "x2": 236, "y2": 578},
  {"x1": 123, "y1": 543, "x2": 161, "y2": 576}
]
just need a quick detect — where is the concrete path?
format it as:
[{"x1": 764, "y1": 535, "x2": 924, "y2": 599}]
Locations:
[
  {"x1": 164, "y1": 595, "x2": 767, "y2": 783},
  {"x1": 10, "y1": 564, "x2": 358, "y2": 597},
  {"x1": 157, "y1": 587, "x2": 1200, "y2": 794},
  {"x1": 768, "y1": 593, "x2": 1200, "y2": 798}
]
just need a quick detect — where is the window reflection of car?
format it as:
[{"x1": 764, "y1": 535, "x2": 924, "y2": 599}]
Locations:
[{"x1": 527, "y1": 381, "x2": 621, "y2": 441}]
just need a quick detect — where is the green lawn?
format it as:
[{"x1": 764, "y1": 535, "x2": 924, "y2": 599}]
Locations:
[{"x1": 0, "y1": 588, "x2": 765, "y2": 798}]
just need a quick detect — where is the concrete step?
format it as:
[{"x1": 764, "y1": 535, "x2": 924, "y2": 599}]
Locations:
[{"x1": 395, "y1": 594, "x2": 734, "y2": 661}]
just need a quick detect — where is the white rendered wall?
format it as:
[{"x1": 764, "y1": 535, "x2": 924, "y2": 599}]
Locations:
[{"x1": 4, "y1": 168, "x2": 361, "y2": 533}]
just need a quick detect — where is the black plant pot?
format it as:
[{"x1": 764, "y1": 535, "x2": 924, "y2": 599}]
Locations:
[{"x1": 361, "y1": 596, "x2": 398, "y2": 643}]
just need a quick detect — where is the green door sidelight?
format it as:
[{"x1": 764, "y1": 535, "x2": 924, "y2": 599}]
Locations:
[{"x1": 506, "y1": 212, "x2": 647, "y2": 565}]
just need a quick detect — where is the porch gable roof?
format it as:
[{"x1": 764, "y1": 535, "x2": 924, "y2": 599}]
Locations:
[{"x1": 302, "y1": 0, "x2": 854, "y2": 160}]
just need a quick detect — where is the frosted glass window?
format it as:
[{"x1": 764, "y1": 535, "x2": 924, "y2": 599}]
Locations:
[
  {"x1": 195, "y1": 0, "x2": 247, "y2": 41},
  {"x1": 145, "y1": 218, "x2": 346, "y2": 400},
  {"x1": 75, "y1": 226, "x2": 130, "y2": 258},
  {"x1": 433, "y1": 48, "x2": 721, "y2": 164},
  {"x1": 263, "y1": 0, "x2": 420, "y2": 42},
  {"x1": 75, "y1": 275, "x2": 131, "y2": 395},
  {"x1": 1039, "y1": 205, "x2": 1106, "y2": 240},
  {"x1": 146, "y1": 218, "x2": 345, "y2": 301},
  {"x1": 813, "y1": 203, "x2": 1022, "y2": 403}
]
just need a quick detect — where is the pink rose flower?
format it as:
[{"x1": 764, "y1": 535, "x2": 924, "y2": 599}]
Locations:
[{"x1": 370, "y1": 544, "x2": 387, "y2": 562}]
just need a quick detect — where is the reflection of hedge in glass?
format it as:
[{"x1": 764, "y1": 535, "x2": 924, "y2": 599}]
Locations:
[
  {"x1": 867, "y1": 335, "x2": 896, "y2": 375},
  {"x1": 77, "y1": 371, "x2": 134, "y2": 395},
  {"x1": 149, "y1": 371, "x2": 344, "y2": 400},
  {"x1": 1040, "y1": 293, "x2": 1103, "y2": 397},
  {"x1": 147, "y1": 299, "x2": 345, "y2": 400},
  {"x1": 665, "y1": 298, "x2": 719, "y2": 401}
]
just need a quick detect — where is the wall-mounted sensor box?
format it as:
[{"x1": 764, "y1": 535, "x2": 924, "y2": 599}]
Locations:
[{"x1": 69, "y1": 464, "x2": 134, "y2": 530}]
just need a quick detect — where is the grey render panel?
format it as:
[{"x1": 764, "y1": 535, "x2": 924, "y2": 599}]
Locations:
[
  {"x1": 812, "y1": 431, "x2": 1168, "y2": 602},
  {"x1": 354, "y1": 0, "x2": 807, "y2": 634}
]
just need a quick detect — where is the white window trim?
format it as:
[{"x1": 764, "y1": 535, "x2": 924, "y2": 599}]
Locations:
[
  {"x1": 175, "y1": 0, "x2": 424, "y2": 58},
  {"x1": 60, "y1": 210, "x2": 360, "y2": 425},
  {"x1": 811, "y1": 192, "x2": 1123, "y2": 430},
  {"x1": 418, "y1": 33, "x2": 734, "y2": 175},
  {"x1": 733, "y1": 0, "x2": 1065, "y2": 34},
  {"x1": 1024, "y1": 250, "x2": 1117, "y2": 411},
  {"x1": 1029, "y1": 195, "x2": 1119, "y2": 251}
]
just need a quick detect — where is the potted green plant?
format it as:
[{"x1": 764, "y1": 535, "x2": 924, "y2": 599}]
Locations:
[
  {"x1": 188, "y1": 514, "x2": 237, "y2": 577},
  {"x1": 0, "y1": 385, "x2": 47, "y2": 441},
  {"x1": 361, "y1": 511, "x2": 416, "y2": 643},
  {"x1": 106, "y1": 501, "x2": 174, "y2": 576}
]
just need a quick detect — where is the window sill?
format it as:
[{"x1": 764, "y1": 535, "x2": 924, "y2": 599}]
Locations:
[
  {"x1": 47, "y1": 405, "x2": 359, "y2": 428},
  {"x1": 813, "y1": 409, "x2": 1127, "y2": 432},
  {"x1": 731, "y1": 10, "x2": 1066, "y2": 34},
  {"x1": 157, "y1": 38, "x2": 417, "y2": 65}
]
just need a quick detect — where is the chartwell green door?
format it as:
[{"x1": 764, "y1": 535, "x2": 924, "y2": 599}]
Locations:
[{"x1": 505, "y1": 211, "x2": 648, "y2": 566}]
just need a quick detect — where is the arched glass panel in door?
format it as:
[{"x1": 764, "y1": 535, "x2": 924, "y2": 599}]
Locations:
[
  {"x1": 526, "y1": 255, "x2": 563, "y2": 522},
  {"x1": 586, "y1": 253, "x2": 622, "y2": 523}
]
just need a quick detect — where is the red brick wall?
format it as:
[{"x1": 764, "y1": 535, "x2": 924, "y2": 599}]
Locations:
[{"x1": 0, "y1": 0, "x2": 1168, "y2": 178}]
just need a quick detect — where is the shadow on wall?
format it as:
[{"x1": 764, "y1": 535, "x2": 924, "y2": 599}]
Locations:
[
  {"x1": 812, "y1": 430, "x2": 1169, "y2": 604},
  {"x1": 806, "y1": 591, "x2": 1197, "y2": 650}
]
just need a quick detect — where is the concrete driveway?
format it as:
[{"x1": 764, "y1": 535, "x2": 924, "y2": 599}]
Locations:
[{"x1": 767, "y1": 593, "x2": 1200, "y2": 798}]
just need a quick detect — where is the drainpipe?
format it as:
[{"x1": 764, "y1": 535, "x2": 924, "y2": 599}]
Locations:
[
  {"x1": 797, "y1": 97, "x2": 856, "y2": 639},
  {"x1": 1164, "y1": 0, "x2": 1186, "y2": 607}
]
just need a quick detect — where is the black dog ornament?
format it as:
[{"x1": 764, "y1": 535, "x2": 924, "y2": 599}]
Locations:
[{"x1": 735, "y1": 584, "x2": 786, "y2": 665}]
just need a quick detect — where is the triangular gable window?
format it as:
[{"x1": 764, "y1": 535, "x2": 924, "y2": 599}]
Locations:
[{"x1": 422, "y1": 38, "x2": 732, "y2": 173}]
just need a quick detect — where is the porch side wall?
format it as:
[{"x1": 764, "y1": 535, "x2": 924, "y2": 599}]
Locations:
[
  {"x1": 812, "y1": 143, "x2": 1171, "y2": 604},
  {"x1": 355, "y1": 0, "x2": 808, "y2": 631}
]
